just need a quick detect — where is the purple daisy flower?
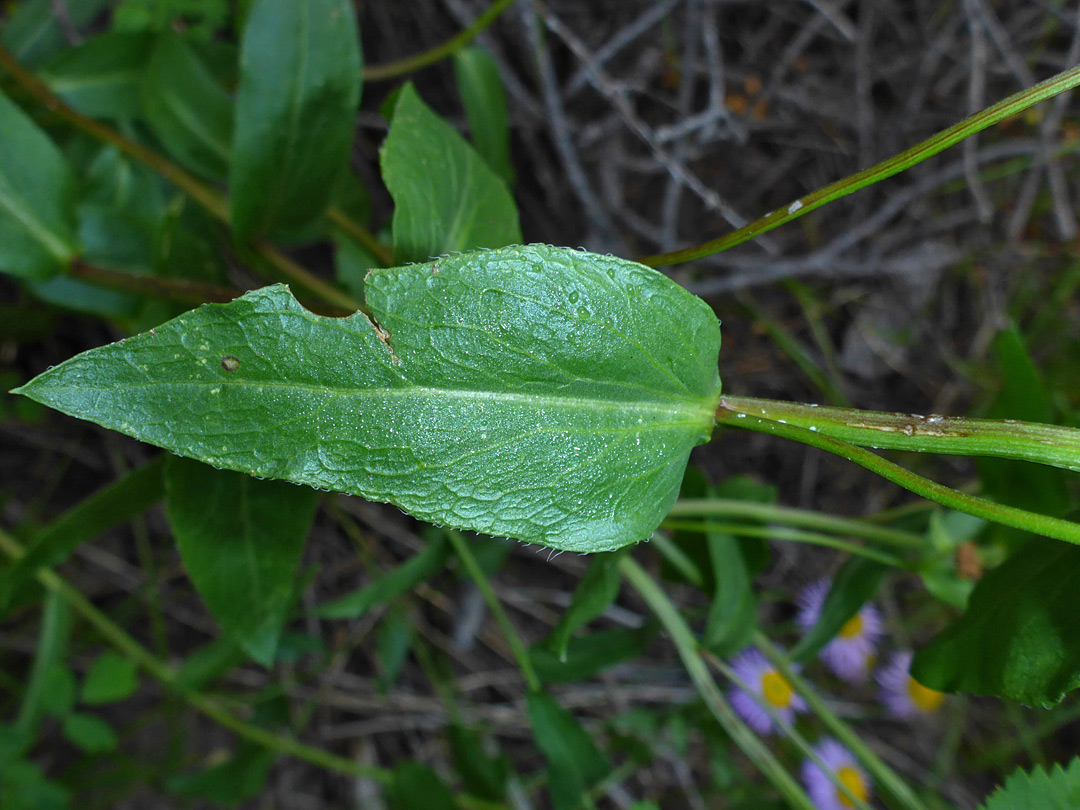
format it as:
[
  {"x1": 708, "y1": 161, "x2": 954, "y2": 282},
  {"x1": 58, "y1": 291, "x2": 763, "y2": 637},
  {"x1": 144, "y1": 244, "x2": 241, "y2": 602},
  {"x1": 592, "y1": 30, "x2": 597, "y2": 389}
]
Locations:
[
  {"x1": 801, "y1": 737, "x2": 872, "y2": 810},
  {"x1": 877, "y1": 651, "x2": 945, "y2": 719},
  {"x1": 727, "y1": 649, "x2": 807, "y2": 734},
  {"x1": 797, "y1": 579, "x2": 883, "y2": 684}
]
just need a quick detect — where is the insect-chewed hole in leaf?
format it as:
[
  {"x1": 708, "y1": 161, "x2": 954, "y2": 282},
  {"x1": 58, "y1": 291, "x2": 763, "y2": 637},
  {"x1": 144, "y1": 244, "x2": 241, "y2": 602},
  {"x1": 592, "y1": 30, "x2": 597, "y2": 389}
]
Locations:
[{"x1": 220, "y1": 355, "x2": 240, "y2": 372}]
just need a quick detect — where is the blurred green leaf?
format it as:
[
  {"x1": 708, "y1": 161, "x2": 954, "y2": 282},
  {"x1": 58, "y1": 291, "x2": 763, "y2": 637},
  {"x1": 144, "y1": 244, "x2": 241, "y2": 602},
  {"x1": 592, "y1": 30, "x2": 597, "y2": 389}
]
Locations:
[
  {"x1": 143, "y1": 32, "x2": 234, "y2": 181},
  {"x1": 913, "y1": 538, "x2": 1080, "y2": 707},
  {"x1": 916, "y1": 510, "x2": 985, "y2": 608},
  {"x1": 0, "y1": 0, "x2": 111, "y2": 68},
  {"x1": 978, "y1": 326, "x2": 1073, "y2": 521},
  {"x1": 319, "y1": 535, "x2": 450, "y2": 619},
  {"x1": 17, "y1": 246, "x2": 722, "y2": 553},
  {"x1": 375, "y1": 607, "x2": 413, "y2": 694},
  {"x1": 453, "y1": 47, "x2": 514, "y2": 187},
  {"x1": 0, "y1": 89, "x2": 79, "y2": 280},
  {"x1": 15, "y1": 592, "x2": 71, "y2": 738},
  {"x1": 0, "y1": 456, "x2": 165, "y2": 612},
  {"x1": 791, "y1": 556, "x2": 887, "y2": 662},
  {"x1": 382, "y1": 84, "x2": 522, "y2": 264},
  {"x1": 174, "y1": 635, "x2": 246, "y2": 691},
  {"x1": 527, "y1": 690, "x2": 611, "y2": 810},
  {"x1": 979, "y1": 758, "x2": 1080, "y2": 810},
  {"x1": 547, "y1": 550, "x2": 624, "y2": 660},
  {"x1": 165, "y1": 458, "x2": 319, "y2": 665},
  {"x1": 167, "y1": 744, "x2": 275, "y2": 806},
  {"x1": 0, "y1": 749, "x2": 71, "y2": 810},
  {"x1": 61, "y1": 713, "x2": 118, "y2": 754},
  {"x1": 532, "y1": 626, "x2": 656, "y2": 684},
  {"x1": 39, "y1": 32, "x2": 153, "y2": 119},
  {"x1": 388, "y1": 761, "x2": 458, "y2": 810},
  {"x1": 448, "y1": 724, "x2": 510, "y2": 802},
  {"x1": 702, "y1": 530, "x2": 756, "y2": 655},
  {"x1": 38, "y1": 665, "x2": 77, "y2": 720},
  {"x1": 230, "y1": 0, "x2": 362, "y2": 240},
  {"x1": 80, "y1": 651, "x2": 139, "y2": 705},
  {"x1": 113, "y1": 0, "x2": 231, "y2": 41}
]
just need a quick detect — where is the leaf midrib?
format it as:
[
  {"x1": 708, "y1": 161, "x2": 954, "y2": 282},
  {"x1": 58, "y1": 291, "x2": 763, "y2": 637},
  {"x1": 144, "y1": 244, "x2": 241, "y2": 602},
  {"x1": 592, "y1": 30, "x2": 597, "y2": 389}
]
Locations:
[{"x1": 35, "y1": 376, "x2": 718, "y2": 422}]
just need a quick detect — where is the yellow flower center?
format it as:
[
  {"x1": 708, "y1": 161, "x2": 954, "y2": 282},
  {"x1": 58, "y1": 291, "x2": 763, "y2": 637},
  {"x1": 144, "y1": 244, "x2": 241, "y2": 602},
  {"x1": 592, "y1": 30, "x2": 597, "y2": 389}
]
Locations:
[
  {"x1": 839, "y1": 613, "x2": 864, "y2": 639},
  {"x1": 907, "y1": 676, "x2": 945, "y2": 714},
  {"x1": 760, "y1": 669, "x2": 794, "y2": 709},
  {"x1": 835, "y1": 765, "x2": 869, "y2": 808}
]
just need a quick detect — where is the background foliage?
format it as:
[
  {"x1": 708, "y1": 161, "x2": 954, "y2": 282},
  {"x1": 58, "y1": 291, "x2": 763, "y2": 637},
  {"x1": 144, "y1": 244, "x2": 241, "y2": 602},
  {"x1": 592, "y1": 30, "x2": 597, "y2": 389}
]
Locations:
[{"x1": 1, "y1": 1, "x2": 1079, "y2": 808}]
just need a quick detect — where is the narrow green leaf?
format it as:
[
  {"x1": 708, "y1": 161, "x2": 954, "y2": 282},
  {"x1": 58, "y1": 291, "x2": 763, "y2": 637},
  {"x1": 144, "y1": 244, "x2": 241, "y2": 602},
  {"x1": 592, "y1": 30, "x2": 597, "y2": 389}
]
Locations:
[
  {"x1": 382, "y1": 84, "x2": 521, "y2": 263},
  {"x1": 80, "y1": 651, "x2": 139, "y2": 705},
  {"x1": 167, "y1": 745, "x2": 275, "y2": 806},
  {"x1": 61, "y1": 713, "x2": 118, "y2": 754},
  {"x1": 547, "y1": 550, "x2": 624, "y2": 660},
  {"x1": 388, "y1": 761, "x2": 457, "y2": 810},
  {"x1": 453, "y1": 47, "x2": 514, "y2": 187},
  {"x1": 448, "y1": 725, "x2": 510, "y2": 802},
  {"x1": 38, "y1": 32, "x2": 153, "y2": 119},
  {"x1": 701, "y1": 531, "x2": 756, "y2": 655},
  {"x1": 526, "y1": 690, "x2": 611, "y2": 810},
  {"x1": 15, "y1": 592, "x2": 71, "y2": 738},
  {"x1": 0, "y1": 457, "x2": 165, "y2": 612},
  {"x1": 979, "y1": 758, "x2": 1080, "y2": 810},
  {"x1": 142, "y1": 32, "x2": 234, "y2": 182},
  {"x1": 0, "y1": 0, "x2": 111, "y2": 68},
  {"x1": 16, "y1": 245, "x2": 722, "y2": 553},
  {"x1": 791, "y1": 557, "x2": 887, "y2": 662},
  {"x1": 532, "y1": 626, "x2": 656, "y2": 684},
  {"x1": 912, "y1": 538, "x2": 1080, "y2": 707},
  {"x1": 0, "y1": 89, "x2": 78, "y2": 280},
  {"x1": 229, "y1": 0, "x2": 362, "y2": 240},
  {"x1": 319, "y1": 536, "x2": 450, "y2": 619},
  {"x1": 375, "y1": 607, "x2": 413, "y2": 694},
  {"x1": 164, "y1": 458, "x2": 319, "y2": 665}
]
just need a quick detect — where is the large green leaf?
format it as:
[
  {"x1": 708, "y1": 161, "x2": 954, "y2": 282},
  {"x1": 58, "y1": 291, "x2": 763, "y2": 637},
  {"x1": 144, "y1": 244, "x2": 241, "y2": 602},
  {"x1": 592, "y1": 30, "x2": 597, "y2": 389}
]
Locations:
[
  {"x1": 229, "y1": 0, "x2": 362, "y2": 240},
  {"x1": 382, "y1": 84, "x2": 522, "y2": 264},
  {"x1": 142, "y1": 33, "x2": 234, "y2": 182},
  {"x1": 912, "y1": 538, "x2": 1080, "y2": 707},
  {"x1": 165, "y1": 458, "x2": 319, "y2": 665},
  {"x1": 0, "y1": 90, "x2": 79, "y2": 280},
  {"x1": 39, "y1": 32, "x2": 153, "y2": 120},
  {"x1": 16, "y1": 245, "x2": 721, "y2": 553}
]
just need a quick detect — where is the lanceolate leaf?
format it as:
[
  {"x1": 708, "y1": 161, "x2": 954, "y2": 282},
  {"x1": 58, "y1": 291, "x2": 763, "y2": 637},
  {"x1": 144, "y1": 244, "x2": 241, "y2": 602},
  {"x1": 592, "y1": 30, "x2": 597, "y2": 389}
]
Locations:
[
  {"x1": 453, "y1": 47, "x2": 515, "y2": 187},
  {"x1": 229, "y1": 0, "x2": 362, "y2": 241},
  {"x1": 143, "y1": 33, "x2": 234, "y2": 181},
  {"x1": 15, "y1": 245, "x2": 722, "y2": 553},
  {"x1": 0, "y1": 0, "x2": 112, "y2": 68},
  {"x1": 912, "y1": 538, "x2": 1080, "y2": 708},
  {"x1": 39, "y1": 32, "x2": 153, "y2": 120},
  {"x1": 0, "y1": 90, "x2": 79, "y2": 280},
  {"x1": 165, "y1": 458, "x2": 319, "y2": 665},
  {"x1": 382, "y1": 84, "x2": 521, "y2": 263}
]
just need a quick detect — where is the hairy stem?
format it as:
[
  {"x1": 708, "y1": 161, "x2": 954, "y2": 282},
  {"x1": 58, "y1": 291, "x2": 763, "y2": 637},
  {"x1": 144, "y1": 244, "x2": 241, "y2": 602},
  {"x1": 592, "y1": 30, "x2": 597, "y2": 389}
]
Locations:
[{"x1": 714, "y1": 406, "x2": 1080, "y2": 545}]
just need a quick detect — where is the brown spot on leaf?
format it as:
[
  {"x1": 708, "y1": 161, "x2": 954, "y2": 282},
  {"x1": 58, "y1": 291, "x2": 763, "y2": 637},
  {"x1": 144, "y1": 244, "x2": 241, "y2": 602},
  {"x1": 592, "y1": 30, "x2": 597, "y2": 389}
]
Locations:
[{"x1": 221, "y1": 356, "x2": 240, "y2": 372}]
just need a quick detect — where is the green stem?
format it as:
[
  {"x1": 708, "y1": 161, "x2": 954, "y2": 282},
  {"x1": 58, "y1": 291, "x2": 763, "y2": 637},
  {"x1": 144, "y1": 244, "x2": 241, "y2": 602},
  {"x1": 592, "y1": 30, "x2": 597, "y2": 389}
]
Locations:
[
  {"x1": 446, "y1": 530, "x2": 542, "y2": 692},
  {"x1": 714, "y1": 405, "x2": 1080, "y2": 546},
  {"x1": 0, "y1": 526, "x2": 392, "y2": 784},
  {"x1": 721, "y1": 395, "x2": 1080, "y2": 473},
  {"x1": 660, "y1": 520, "x2": 909, "y2": 568},
  {"x1": 640, "y1": 63, "x2": 1080, "y2": 267},
  {"x1": 363, "y1": 0, "x2": 517, "y2": 81},
  {"x1": 619, "y1": 556, "x2": 818, "y2": 810},
  {"x1": 667, "y1": 498, "x2": 925, "y2": 548},
  {"x1": 71, "y1": 259, "x2": 242, "y2": 305},
  {"x1": 754, "y1": 633, "x2": 930, "y2": 810},
  {"x1": 327, "y1": 206, "x2": 394, "y2": 267}
]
